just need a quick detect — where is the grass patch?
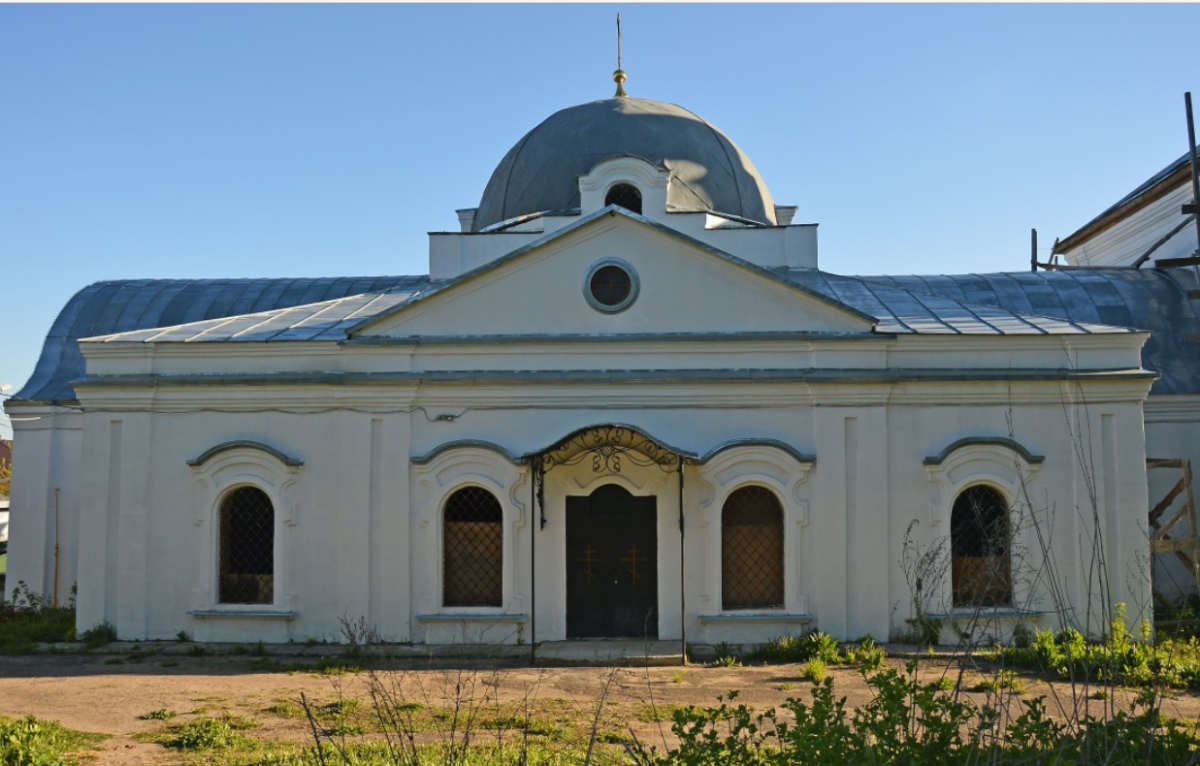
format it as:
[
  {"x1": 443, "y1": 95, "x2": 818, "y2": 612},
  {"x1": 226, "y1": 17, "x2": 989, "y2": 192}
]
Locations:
[
  {"x1": 635, "y1": 703, "x2": 689, "y2": 723},
  {"x1": 163, "y1": 714, "x2": 257, "y2": 751},
  {"x1": 314, "y1": 658, "x2": 364, "y2": 675},
  {"x1": 972, "y1": 671, "x2": 1027, "y2": 695},
  {"x1": 802, "y1": 658, "x2": 827, "y2": 683},
  {"x1": 141, "y1": 708, "x2": 177, "y2": 721},
  {"x1": 0, "y1": 715, "x2": 106, "y2": 765},
  {"x1": 264, "y1": 699, "x2": 304, "y2": 718}
]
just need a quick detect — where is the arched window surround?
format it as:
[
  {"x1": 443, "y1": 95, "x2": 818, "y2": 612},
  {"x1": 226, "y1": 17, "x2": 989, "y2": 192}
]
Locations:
[
  {"x1": 923, "y1": 438, "x2": 1041, "y2": 612},
  {"x1": 578, "y1": 157, "x2": 670, "y2": 221},
  {"x1": 187, "y1": 441, "x2": 302, "y2": 614},
  {"x1": 411, "y1": 445, "x2": 527, "y2": 619},
  {"x1": 694, "y1": 444, "x2": 815, "y2": 616}
]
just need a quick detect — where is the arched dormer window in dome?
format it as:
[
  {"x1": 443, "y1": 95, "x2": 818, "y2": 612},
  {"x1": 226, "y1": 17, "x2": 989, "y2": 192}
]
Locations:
[{"x1": 604, "y1": 183, "x2": 643, "y2": 214}]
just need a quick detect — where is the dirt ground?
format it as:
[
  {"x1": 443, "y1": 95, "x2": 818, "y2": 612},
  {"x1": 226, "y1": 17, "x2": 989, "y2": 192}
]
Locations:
[{"x1": 3, "y1": 650, "x2": 1200, "y2": 766}]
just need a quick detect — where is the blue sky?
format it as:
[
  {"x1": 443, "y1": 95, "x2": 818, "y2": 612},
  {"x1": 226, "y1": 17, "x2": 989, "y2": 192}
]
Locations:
[{"x1": 2, "y1": 4, "x2": 1199, "y2": 439}]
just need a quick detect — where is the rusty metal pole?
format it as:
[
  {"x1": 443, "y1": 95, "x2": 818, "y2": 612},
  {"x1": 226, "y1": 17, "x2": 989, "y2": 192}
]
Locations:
[{"x1": 1184, "y1": 93, "x2": 1200, "y2": 280}]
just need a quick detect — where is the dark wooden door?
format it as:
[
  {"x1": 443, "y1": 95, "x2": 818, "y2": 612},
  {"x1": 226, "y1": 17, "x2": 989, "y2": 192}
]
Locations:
[{"x1": 566, "y1": 484, "x2": 658, "y2": 638}]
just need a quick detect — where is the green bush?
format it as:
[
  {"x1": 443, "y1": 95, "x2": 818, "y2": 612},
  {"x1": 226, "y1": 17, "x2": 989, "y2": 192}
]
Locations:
[
  {"x1": 80, "y1": 622, "x2": 116, "y2": 650},
  {"x1": 644, "y1": 665, "x2": 1199, "y2": 766},
  {"x1": 0, "y1": 582, "x2": 76, "y2": 654},
  {"x1": 748, "y1": 630, "x2": 842, "y2": 664},
  {"x1": 998, "y1": 604, "x2": 1200, "y2": 691},
  {"x1": 802, "y1": 659, "x2": 826, "y2": 683}
]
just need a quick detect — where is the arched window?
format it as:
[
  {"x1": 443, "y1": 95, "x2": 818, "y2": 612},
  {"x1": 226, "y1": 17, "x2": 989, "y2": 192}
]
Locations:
[
  {"x1": 605, "y1": 183, "x2": 642, "y2": 214},
  {"x1": 219, "y1": 487, "x2": 275, "y2": 604},
  {"x1": 443, "y1": 487, "x2": 504, "y2": 607},
  {"x1": 722, "y1": 486, "x2": 784, "y2": 609},
  {"x1": 951, "y1": 485, "x2": 1012, "y2": 607}
]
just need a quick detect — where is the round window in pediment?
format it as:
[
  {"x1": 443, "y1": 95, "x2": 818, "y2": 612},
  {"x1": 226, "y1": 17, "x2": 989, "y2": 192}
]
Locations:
[
  {"x1": 584, "y1": 259, "x2": 639, "y2": 314},
  {"x1": 605, "y1": 183, "x2": 643, "y2": 214}
]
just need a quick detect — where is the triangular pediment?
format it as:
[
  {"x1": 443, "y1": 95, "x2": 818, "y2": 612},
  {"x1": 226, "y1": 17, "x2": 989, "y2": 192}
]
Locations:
[{"x1": 352, "y1": 210, "x2": 876, "y2": 338}]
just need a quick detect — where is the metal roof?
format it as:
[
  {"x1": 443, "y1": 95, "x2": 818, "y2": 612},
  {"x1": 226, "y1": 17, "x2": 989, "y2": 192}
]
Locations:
[
  {"x1": 13, "y1": 276, "x2": 427, "y2": 403},
  {"x1": 474, "y1": 98, "x2": 777, "y2": 231},
  {"x1": 16, "y1": 265, "x2": 1189, "y2": 406},
  {"x1": 785, "y1": 271, "x2": 1130, "y2": 337},
  {"x1": 858, "y1": 269, "x2": 1200, "y2": 395}
]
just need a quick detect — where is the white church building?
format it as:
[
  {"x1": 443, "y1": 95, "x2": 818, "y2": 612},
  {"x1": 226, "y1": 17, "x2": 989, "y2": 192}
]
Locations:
[{"x1": 7, "y1": 77, "x2": 1198, "y2": 652}]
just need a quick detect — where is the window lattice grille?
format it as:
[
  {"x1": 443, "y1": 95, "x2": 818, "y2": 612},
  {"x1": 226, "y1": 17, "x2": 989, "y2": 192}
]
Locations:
[
  {"x1": 951, "y1": 485, "x2": 1013, "y2": 607},
  {"x1": 722, "y1": 486, "x2": 784, "y2": 609},
  {"x1": 443, "y1": 487, "x2": 504, "y2": 607},
  {"x1": 219, "y1": 487, "x2": 275, "y2": 604},
  {"x1": 605, "y1": 183, "x2": 643, "y2": 214},
  {"x1": 589, "y1": 266, "x2": 632, "y2": 307}
]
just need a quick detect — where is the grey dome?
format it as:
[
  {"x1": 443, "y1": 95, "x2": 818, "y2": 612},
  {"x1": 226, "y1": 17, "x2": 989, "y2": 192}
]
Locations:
[{"x1": 474, "y1": 98, "x2": 777, "y2": 231}]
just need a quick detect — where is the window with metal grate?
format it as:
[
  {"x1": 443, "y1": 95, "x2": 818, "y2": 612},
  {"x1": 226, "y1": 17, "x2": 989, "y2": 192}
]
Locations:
[
  {"x1": 219, "y1": 486, "x2": 275, "y2": 604},
  {"x1": 951, "y1": 485, "x2": 1013, "y2": 607},
  {"x1": 722, "y1": 486, "x2": 784, "y2": 610},
  {"x1": 443, "y1": 487, "x2": 504, "y2": 607},
  {"x1": 605, "y1": 183, "x2": 642, "y2": 214}
]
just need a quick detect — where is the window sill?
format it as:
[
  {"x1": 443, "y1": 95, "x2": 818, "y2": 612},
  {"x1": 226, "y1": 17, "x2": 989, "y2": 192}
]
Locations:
[
  {"x1": 416, "y1": 613, "x2": 528, "y2": 623},
  {"x1": 187, "y1": 609, "x2": 297, "y2": 621},
  {"x1": 698, "y1": 612, "x2": 814, "y2": 624}
]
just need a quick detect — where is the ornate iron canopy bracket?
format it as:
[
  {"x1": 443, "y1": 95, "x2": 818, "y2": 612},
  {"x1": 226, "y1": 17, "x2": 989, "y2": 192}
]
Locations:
[{"x1": 541, "y1": 425, "x2": 682, "y2": 474}]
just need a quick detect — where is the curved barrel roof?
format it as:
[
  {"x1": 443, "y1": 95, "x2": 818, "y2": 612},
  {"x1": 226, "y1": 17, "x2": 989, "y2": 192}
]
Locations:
[
  {"x1": 14, "y1": 276, "x2": 427, "y2": 403},
  {"x1": 14, "y1": 267, "x2": 1198, "y2": 405},
  {"x1": 859, "y1": 268, "x2": 1200, "y2": 395}
]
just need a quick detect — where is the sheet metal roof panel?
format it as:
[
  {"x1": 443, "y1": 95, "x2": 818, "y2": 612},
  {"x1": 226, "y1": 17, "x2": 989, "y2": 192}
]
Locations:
[
  {"x1": 13, "y1": 276, "x2": 427, "y2": 402},
  {"x1": 856, "y1": 269, "x2": 1198, "y2": 394}
]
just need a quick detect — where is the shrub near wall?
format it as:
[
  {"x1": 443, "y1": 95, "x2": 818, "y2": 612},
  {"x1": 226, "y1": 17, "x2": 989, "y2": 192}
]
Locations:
[
  {"x1": 0, "y1": 582, "x2": 75, "y2": 654},
  {"x1": 637, "y1": 664, "x2": 1199, "y2": 766}
]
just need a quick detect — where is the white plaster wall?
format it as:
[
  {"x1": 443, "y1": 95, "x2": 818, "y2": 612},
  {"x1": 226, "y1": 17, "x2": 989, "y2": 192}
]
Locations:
[
  {"x1": 883, "y1": 398, "x2": 1152, "y2": 644},
  {"x1": 4, "y1": 408, "x2": 83, "y2": 608},
  {"x1": 381, "y1": 217, "x2": 869, "y2": 338},
  {"x1": 63, "y1": 371, "x2": 1152, "y2": 646},
  {"x1": 73, "y1": 406, "x2": 416, "y2": 643}
]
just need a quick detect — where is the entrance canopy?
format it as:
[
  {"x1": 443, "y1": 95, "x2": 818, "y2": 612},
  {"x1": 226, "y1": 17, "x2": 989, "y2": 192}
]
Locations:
[{"x1": 531, "y1": 425, "x2": 692, "y2": 474}]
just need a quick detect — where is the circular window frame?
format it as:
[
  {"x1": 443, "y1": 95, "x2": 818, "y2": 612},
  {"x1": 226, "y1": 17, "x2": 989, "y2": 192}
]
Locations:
[{"x1": 583, "y1": 258, "x2": 640, "y2": 314}]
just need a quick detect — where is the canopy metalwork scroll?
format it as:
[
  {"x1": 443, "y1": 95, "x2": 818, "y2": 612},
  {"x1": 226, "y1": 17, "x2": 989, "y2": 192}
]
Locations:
[{"x1": 541, "y1": 426, "x2": 681, "y2": 474}]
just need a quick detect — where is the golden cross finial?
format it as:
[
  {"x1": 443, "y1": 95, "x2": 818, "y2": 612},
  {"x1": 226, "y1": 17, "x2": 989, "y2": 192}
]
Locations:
[{"x1": 613, "y1": 13, "x2": 627, "y2": 98}]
